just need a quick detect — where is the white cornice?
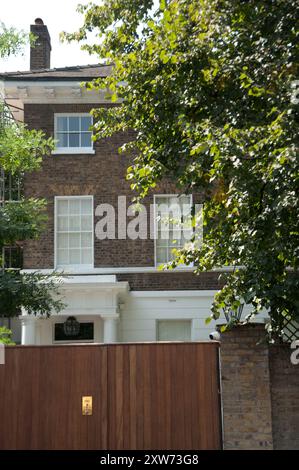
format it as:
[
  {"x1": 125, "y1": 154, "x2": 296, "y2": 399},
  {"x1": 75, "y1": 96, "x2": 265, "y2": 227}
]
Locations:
[
  {"x1": 3, "y1": 81, "x2": 111, "y2": 106},
  {"x1": 5, "y1": 80, "x2": 92, "y2": 87},
  {"x1": 44, "y1": 87, "x2": 56, "y2": 99},
  {"x1": 18, "y1": 86, "x2": 29, "y2": 98},
  {"x1": 130, "y1": 290, "x2": 219, "y2": 297},
  {"x1": 21, "y1": 266, "x2": 239, "y2": 275}
]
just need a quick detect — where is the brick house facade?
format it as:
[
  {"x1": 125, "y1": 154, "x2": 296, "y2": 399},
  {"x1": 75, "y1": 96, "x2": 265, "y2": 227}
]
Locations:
[{"x1": 1, "y1": 19, "x2": 251, "y2": 345}]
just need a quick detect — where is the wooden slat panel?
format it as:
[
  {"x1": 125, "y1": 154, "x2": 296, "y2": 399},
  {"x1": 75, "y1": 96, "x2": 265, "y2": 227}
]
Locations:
[
  {"x1": 0, "y1": 342, "x2": 221, "y2": 450},
  {"x1": 0, "y1": 345, "x2": 108, "y2": 450},
  {"x1": 107, "y1": 342, "x2": 222, "y2": 450}
]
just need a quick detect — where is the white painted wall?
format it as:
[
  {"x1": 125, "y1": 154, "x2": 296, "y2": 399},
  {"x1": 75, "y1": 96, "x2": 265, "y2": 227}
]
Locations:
[
  {"x1": 37, "y1": 315, "x2": 104, "y2": 345},
  {"x1": 120, "y1": 291, "x2": 267, "y2": 342},
  {"x1": 14, "y1": 289, "x2": 268, "y2": 345},
  {"x1": 120, "y1": 291, "x2": 218, "y2": 342}
]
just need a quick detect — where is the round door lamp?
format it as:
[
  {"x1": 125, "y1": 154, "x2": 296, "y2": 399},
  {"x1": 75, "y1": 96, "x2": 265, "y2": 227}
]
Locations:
[{"x1": 63, "y1": 316, "x2": 80, "y2": 336}]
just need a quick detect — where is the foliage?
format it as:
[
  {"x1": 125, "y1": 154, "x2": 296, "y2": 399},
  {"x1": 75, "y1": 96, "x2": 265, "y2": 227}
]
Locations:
[
  {"x1": 0, "y1": 123, "x2": 54, "y2": 174},
  {"x1": 64, "y1": 0, "x2": 299, "y2": 339},
  {"x1": 0, "y1": 270, "x2": 64, "y2": 318},
  {"x1": 0, "y1": 23, "x2": 27, "y2": 58},
  {"x1": 0, "y1": 25, "x2": 64, "y2": 318},
  {"x1": 0, "y1": 199, "x2": 47, "y2": 247},
  {"x1": 0, "y1": 326, "x2": 15, "y2": 345}
]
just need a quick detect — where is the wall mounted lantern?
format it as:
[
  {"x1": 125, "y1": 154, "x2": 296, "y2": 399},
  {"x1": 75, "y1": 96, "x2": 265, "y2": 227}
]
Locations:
[{"x1": 63, "y1": 316, "x2": 80, "y2": 336}]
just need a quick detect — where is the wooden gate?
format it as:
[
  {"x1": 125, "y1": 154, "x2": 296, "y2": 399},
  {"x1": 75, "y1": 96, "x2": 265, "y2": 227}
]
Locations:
[{"x1": 0, "y1": 342, "x2": 222, "y2": 450}]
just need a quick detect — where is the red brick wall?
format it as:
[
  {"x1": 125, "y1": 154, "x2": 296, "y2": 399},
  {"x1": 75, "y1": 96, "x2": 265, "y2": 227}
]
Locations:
[
  {"x1": 117, "y1": 272, "x2": 223, "y2": 290},
  {"x1": 269, "y1": 344, "x2": 299, "y2": 449},
  {"x1": 23, "y1": 102, "x2": 218, "y2": 291},
  {"x1": 221, "y1": 324, "x2": 299, "y2": 450},
  {"x1": 221, "y1": 324, "x2": 273, "y2": 450}
]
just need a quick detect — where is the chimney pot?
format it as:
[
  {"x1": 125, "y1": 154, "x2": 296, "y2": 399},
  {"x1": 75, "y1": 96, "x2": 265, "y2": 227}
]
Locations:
[{"x1": 34, "y1": 18, "x2": 44, "y2": 25}]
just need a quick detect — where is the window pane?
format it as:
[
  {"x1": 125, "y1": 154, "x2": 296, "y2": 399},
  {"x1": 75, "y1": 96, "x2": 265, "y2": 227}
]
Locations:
[
  {"x1": 156, "y1": 247, "x2": 168, "y2": 264},
  {"x1": 54, "y1": 322, "x2": 94, "y2": 342},
  {"x1": 69, "y1": 249, "x2": 81, "y2": 264},
  {"x1": 57, "y1": 216, "x2": 68, "y2": 231},
  {"x1": 81, "y1": 232, "x2": 92, "y2": 248},
  {"x1": 82, "y1": 249, "x2": 92, "y2": 265},
  {"x1": 56, "y1": 117, "x2": 68, "y2": 132},
  {"x1": 56, "y1": 197, "x2": 93, "y2": 268},
  {"x1": 69, "y1": 133, "x2": 80, "y2": 147},
  {"x1": 81, "y1": 132, "x2": 92, "y2": 147},
  {"x1": 155, "y1": 194, "x2": 192, "y2": 266},
  {"x1": 81, "y1": 116, "x2": 92, "y2": 131},
  {"x1": 158, "y1": 229, "x2": 170, "y2": 241},
  {"x1": 81, "y1": 198, "x2": 92, "y2": 214},
  {"x1": 169, "y1": 249, "x2": 177, "y2": 261},
  {"x1": 170, "y1": 237, "x2": 180, "y2": 247},
  {"x1": 158, "y1": 320, "x2": 191, "y2": 341},
  {"x1": 182, "y1": 230, "x2": 193, "y2": 243},
  {"x1": 69, "y1": 216, "x2": 81, "y2": 231},
  {"x1": 81, "y1": 215, "x2": 92, "y2": 230},
  {"x1": 170, "y1": 229, "x2": 182, "y2": 241},
  {"x1": 69, "y1": 199, "x2": 80, "y2": 214},
  {"x1": 169, "y1": 196, "x2": 180, "y2": 207},
  {"x1": 157, "y1": 217, "x2": 170, "y2": 232},
  {"x1": 179, "y1": 195, "x2": 191, "y2": 206},
  {"x1": 69, "y1": 233, "x2": 80, "y2": 248},
  {"x1": 69, "y1": 117, "x2": 80, "y2": 131},
  {"x1": 57, "y1": 200, "x2": 68, "y2": 215},
  {"x1": 56, "y1": 133, "x2": 68, "y2": 148},
  {"x1": 57, "y1": 233, "x2": 68, "y2": 249},
  {"x1": 156, "y1": 237, "x2": 168, "y2": 247},
  {"x1": 57, "y1": 249, "x2": 68, "y2": 265}
]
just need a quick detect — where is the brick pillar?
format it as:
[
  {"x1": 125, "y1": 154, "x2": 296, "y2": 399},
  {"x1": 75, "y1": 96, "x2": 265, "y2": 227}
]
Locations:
[
  {"x1": 269, "y1": 344, "x2": 299, "y2": 449},
  {"x1": 220, "y1": 324, "x2": 273, "y2": 449}
]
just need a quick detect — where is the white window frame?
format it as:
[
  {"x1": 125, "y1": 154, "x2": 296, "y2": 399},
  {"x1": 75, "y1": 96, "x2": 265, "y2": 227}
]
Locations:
[
  {"x1": 154, "y1": 194, "x2": 193, "y2": 267},
  {"x1": 52, "y1": 113, "x2": 95, "y2": 155},
  {"x1": 54, "y1": 195, "x2": 94, "y2": 269},
  {"x1": 156, "y1": 319, "x2": 192, "y2": 342}
]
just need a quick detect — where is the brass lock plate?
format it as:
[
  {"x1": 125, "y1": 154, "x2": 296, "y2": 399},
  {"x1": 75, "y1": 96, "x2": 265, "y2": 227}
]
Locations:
[{"x1": 82, "y1": 396, "x2": 93, "y2": 415}]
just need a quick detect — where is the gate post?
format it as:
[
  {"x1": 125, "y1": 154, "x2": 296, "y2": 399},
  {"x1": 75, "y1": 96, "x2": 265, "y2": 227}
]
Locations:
[{"x1": 220, "y1": 324, "x2": 273, "y2": 450}]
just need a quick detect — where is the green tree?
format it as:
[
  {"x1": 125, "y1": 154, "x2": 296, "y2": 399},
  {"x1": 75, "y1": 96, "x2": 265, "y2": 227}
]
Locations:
[
  {"x1": 64, "y1": 0, "x2": 299, "y2": 339},
  {"x1": 0, "y1": 25, "x2": 64, "y2": 319},
  {"x1": 0, "y1": 326, "x2": 15, "y2": 345},
  {"x1": 0, "y1": 23, "x2": 27, "y2": 58}
]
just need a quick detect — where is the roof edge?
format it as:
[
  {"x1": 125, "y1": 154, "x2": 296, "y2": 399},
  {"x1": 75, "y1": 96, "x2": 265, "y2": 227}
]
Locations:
[
  {"x1": 0, "y1": 76, "x2": 103, "y2": 82},
  {"x1": 0, "y1": 63, "x2": 111, "y2": 81}
]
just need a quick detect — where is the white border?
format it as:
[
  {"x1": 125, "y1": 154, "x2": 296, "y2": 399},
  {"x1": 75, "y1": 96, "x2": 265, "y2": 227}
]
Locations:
[
  {"x1": 53, "y1": 113, "x2": 94, "y2": 154},
  {"x1": 22, "y1": 266, "x2": 238, "y2": 274},
  {"x1": 54, "y1": 195, "x2": 94, "y2": 270},
  {"x1": 129, "y1": 290, "x2": 218, "y2": 297},
  {"x1": 153, "y1": 193, "x2": 193, "y2": 267}
]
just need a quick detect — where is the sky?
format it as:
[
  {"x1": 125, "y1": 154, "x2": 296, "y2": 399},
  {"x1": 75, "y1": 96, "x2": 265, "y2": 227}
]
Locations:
[{"x1": 0, "y1": 0, "x2": 100, "y2": 72}]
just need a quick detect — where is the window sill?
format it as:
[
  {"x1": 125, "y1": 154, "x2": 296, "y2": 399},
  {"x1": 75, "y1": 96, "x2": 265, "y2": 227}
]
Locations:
[
  {"x1": 55, "y1": 264, "x2": 94, "y2": 270},
  {"x1": 52, "y1": 148, "x2": 95, "y2": 155},
  {"x1": 155, "y1": 264, "x2": 194, "y2": 269},
  {"x1": 53, "y1": 340, "x2": 95, "y2": 344}
]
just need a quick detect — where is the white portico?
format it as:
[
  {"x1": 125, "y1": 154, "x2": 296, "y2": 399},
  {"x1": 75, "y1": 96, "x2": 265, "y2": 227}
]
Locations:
[{"x1": 21, "y1": 275, "x2": 129, "y2": 345}]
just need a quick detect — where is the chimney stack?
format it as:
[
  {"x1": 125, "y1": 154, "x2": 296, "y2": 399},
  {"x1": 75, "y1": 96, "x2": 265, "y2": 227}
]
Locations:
[{"x1": 30, "y1": 18, "x2": 51, "y2": 70}]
